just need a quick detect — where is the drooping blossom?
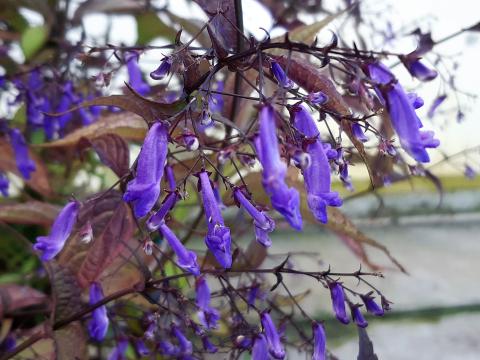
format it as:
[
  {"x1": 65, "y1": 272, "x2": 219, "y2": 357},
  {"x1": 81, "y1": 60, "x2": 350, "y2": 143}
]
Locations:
[
  {"x1": 328, "y1": 282, "x2": 350, "y2": 324},
  {"x1": 464, "y1": 165, "x2": 476, "y2": 180},
  {"x1": 208, "y1": 81, "x2": 225, "y2": 114},
  {"x1": 402, "y1": 57, "x2": 438, "y2": 82},
  {"x1": 312, "y1": 322, "x2": 326, "y2": 360},
  {"x1": 126, "y1": 52, "x2": 150, "y2": 96},
  {"x1": 9, "y1": 128, "x2": 36, "y2": 180},
  {"x1": 107, "y1": 339, "x2": 128, "y2": 360},
  {"x1": 360, "y1": 292, "x2": 385, "y2": 316},
  {"x1": 123, "y1": 122, "x2": 169, "y2": 218},
  {"x1": 256, "y1": 105, "x2": 302, "y2": 230},
  {"x1": 165, "y1": 164, "x2": 176, "y2": 191},
  {"x1": 351, "y1": 123, "x2": 368, "y2": 142},
  {"x1": 150, "y1": 57, "x2": 173, "y2": 80},
  {"x1": 427, "y1": 94, "x2": 447, "y2": 119},
  {"x1": 57, "y1": 82, "x2": 74, "y2": 132},
  {"x1": 135, "y1": 339, "x2": 149, "y2": 356},
  {"x1": 235, "y1": 335, "x2": 252, "y2": 349},
  {"x1": 351, "y1": 304, "x2": 368, "y2": 328},
  {"x1": 159, "y1": 222, "x2": 200, "y2": 275},
  {"x1": 407, "y1": 93, "x2": 424, "y2": 109},
  {"x1": 261, "y1": 312, "x2": 286, "y2": 359},
  {"x1": 146, "y1": 191, "x2": 180, "y2": 231},
  {"x1": 172, "y1": 324, "x2": 193, "y2": 355},
  {"x1": 158, "y1": 340, "x2": 179, "y2": 356},
  {"x1": 368, "y1": 62, "x2": 439, "y2": 162},
  {"x1": 307, "y1": 91, "x2": 329, "y2": 105},
  {"x1": 271, "y1": 61, "x2": 294, "y2": 89},
  {"x1": 201, "y1": 336, "x2": 218, "y2": 353},
  {"x1": 181, "y1": 130, "x2": 199, "y2": 151},
  {"x1": 196, "y1": 276, "x2": 220, "y2": 329},
  {"x1": 252, "y1": 334, "x2": 269, "y2": 360},
  {"x1": 33, "y1": 201, "x2": 79, "y2": 261},
  {"x1": 233, "y1": 187, "x2": 275, "y2": 247},
  {"x1": 213, "y1": 185, "x2": 226, "y2": 210},
  {"x1": 290, "y1": 104, "x2": 342, "y2": 223},
  {"x1": 88, "y1": 282, "x2": 109, "y2": 341},
  {"x1": 198, "y1": 170, "x2": 232, "y2": 269},
  {"x1": 0, "y1": 172, "x2": 9, "y2": 197}
]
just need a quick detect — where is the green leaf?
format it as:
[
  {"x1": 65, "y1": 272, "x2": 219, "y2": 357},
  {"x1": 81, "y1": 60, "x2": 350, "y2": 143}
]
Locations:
[
  {"x1": 136, "y1": 11, "x2": 177, "y2": 45},
  {"x1": 21, "y1": 26, "x2": 48, "y2": 60}
]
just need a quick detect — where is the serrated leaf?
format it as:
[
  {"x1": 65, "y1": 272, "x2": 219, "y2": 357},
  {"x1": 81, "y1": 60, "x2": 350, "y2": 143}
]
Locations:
[
  {"x1": 21, "y1": 25, "x2": 48, "y2": 60},
  {"x1": 0, "y1": 201, "x2": 60, "y2": 226},
  {"x1": 77, "y1": 202, "x2": 135, "y2": 287},
  {"x1": 0, "y1": 138, "x2": 52, "y2": 196},
  {"x1": 82, "y1": 133, "x2": 130, "y2": 178},
  {"x1": 136, "y1": 11, "x2": 177, "y2": 45}
]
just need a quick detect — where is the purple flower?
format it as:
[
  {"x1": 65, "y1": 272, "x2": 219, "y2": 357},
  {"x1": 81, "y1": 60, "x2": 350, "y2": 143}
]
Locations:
[
  {"x1": 312, "y1": 322, "x2": 326, "y2": 360},
  {"x1": 158, "y1": 340, "x2": 179, "y2": 356},
  {"x1": 126, "y1": 52, "x2": 150, "y2": 96},
  {"x1": 464, "y1": 165, "x2": 476, "y2": 180},
  {"x1": 88, "y1": 282, "x2": 109, "y2": 341},
  {"x1": 165, "y1": 164, "x2": 176, "y2": 191},
  {"x1": 256, "y1": 105, "x2": 302, "y2": 230},
  {"x1": 0, "y1": 172, "x2": 9, "y2": 197},
  {"x1": 150, "y1": 57, "x2": 172, "y2": 80},
  {"x1": 196, "y1": 276, "x2": 220, "y2": 329},
  {"x1": 9, "y1": 128, "x2": 36, "y2": 180},
  {"x1": 33, "y1": 201, "x2": 79, "y2": 261},
  {"x1": 403, "y1": 57, "x2": 438, "y2": 82},
  {"x1": 107, "y1": 339, "x2": 128, "y2": 360},
  {"x1": 172, "y1": 324, "x2": 193, "y2": 355},
  {"x1": 248, "y1": 285, "x2": 260, "y2": 308},
  {"x1": 208, "y1": 81, "x2": 225, "y2": 114},
  {"x1": 252, "y1": 334, "x2": 269, "y2": 360},
  {"x1": 135, "y1": 339, "x2": 150, "y2": 356},
  {"x1": 407, "y1": 93, "x2": 424, "y2": 109},
  {"x1": 351, "y1": 304, "x2": 368, "y2": 328},
  {"x1": 261, "y1": 312, "x2": 285, "y2": 359},
  {"x1": 57, "y1": 82, "x2": 74, "y2": 131},
  {"x1": 428, "y1": 94, "x2": 447, "y2": 119},
  {"x1": 307, "y1": 91, "x2": 328, "y2": 105},
  {"x1": 123, "y1": 122, "x2": 169, "y2": 218},
  {"x1": 78, "y1": 107, "x2": 94, "y2": 126},
  {"x1": 292, "y1": 151, "x2": 311, "y2": 170},
  {"x1": 351, "y1": 123, "x2": 368, "y2": 142},
  {"x1": 202, "y1": 336, "x2": 218, "y2": 353},
  {"x1": 360, "y1": 292, "x2": 384, "y2": 316},
  {"x1": 0, "y1": 335, "x2": 16, "y2": 353},
  {"x1": 146, "y1": 191, "x2": 180, "y2": 231},
  {"x1": 328, "y1": 282, "x2": 349, "y2": 324},
  {"x1": 213, "y1": 185, "x2": 226, "y2": 210},
  {"x1": 198, "y1": 170, "x2": 232, "y2": 269},
  {"x1": 159, "y1": 222, "x2": 200, "y2": 275},
  {"x1": 181, "y1": 130, "x2": 199, "y2": 151},
  {"x1": 368, "y1": 62, "x2": 439, "y2": 163},
  {"x1": 233, "y1": 187, "x2": 275, "y2": 247},
  {"x1": 271, "y1": 61, "x2": 294, "y2": 89},
  {"x1": 290, "y1": 105, "x2": 342, "y2": 223}
]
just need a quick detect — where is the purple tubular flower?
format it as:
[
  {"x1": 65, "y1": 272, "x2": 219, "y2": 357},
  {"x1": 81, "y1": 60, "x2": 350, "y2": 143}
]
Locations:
[
  {"x1": 33, "y1": 201, "x2": 79, "y2": 261},
  {"x1": 0, "y1": 172, "x2": 9, "y2": 197},
  {"x1": 271, "y1": 61, "x2": 294, "y2": 89},
  {"x1": 368, "y1": 62, "x2": 439, "y2": 163},
  {"x1": 146, "y1": 191, "x2": 179, "y2": 231},
  {"x1": 328, "y1": 282, "x2": 350, "y2": 324},
  {"x1": 252, "y1": 334, "x2": 269, "y2": 360},
  {"x1": 135, "y1": 339, "x2": 150, "y2": 356},
  {"x1": 123, "y1": 122, "x2": 169, "y2": 218},
  {"x1": 213, "y1": 186, "x2": 226, "y2": 210},
  {"x1": 261, "y1": 312, "x2": 285, "y2": 359},
  {"x1": 159, "y1": 223, "x2": 200, "y2": 275},
  {"x1": 9, "y1": 129, "x2": 36, "y2": 180},
  {"x1": 427, "y1": 94, "x2": 447, "y2": 119},
  {"x1": 198, "y1": 170, "x2": 232, "y2": 269},
  {"x1": 312, "y1": 322, "x2": 326, "y2": 360},
  {"x1": 126, "y1": 52, "x2": 150, "y2": 96},
  {"x1": 88, "y1": 282, "x2": 109, "y2": 341},
  {"x1": 107, "y1": 339, "x2": 128, "y2": 360},
  {"x1": 256, "y1": 105, "x2": 302, "y2": 230},
  {"x1": 351, "y1": 305, "x2": 368, "y2": 328},
  {"x1": 78, "y1": 107, "x2": 94, "y2": 126},
  {"x1": 202, "y1": 336, "x2": 218, "y2": 353},
  {"x1": 172, "y1": 324, "x2": 193, "y2": 355},
  {"x1": 158, "y1": 340, "x2": 179, "y2": 356},
  {"x1": 196, "y1": 276, "x2": 220, "y2": 329},
  {"x1": 360, "y1": 292, "x2": 384, "y2": 316},
  {"x1": 290, "y1": 105, "x2": 342, "y2": 223},
  {"x1": 150, "y1": 57, "x2": 172, "y2": 80},
  {"x1": 165, "y1": 165, "x2": 176, "y2": 191},
  {"x1": 182, "y1": 130, "x2": 199, "y2": 151},
  {"x1": 351, "y1": 123, "x2": 368, "y2": 142},
  {"x1": 465, "y1": 165, "x2": 476, "y2": 180},
  {"x1": 57, "y1": 82, "x2": 74, "y2": 131},
  {"x1": 404, "y1": 58, "x2": 438, "y2": 82},
  {"x1": 233, "y1": 188, "x2": 275, "y2": 247},
  {"x1": 407, "y1": 93, "x2": 424, "y2": 109},
  {"x1": 307, "y1": 91, "x2": 328, "y2": 105},
  {"x1": 208, "y1": 81, "x2": 225, "y2": 114}
]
